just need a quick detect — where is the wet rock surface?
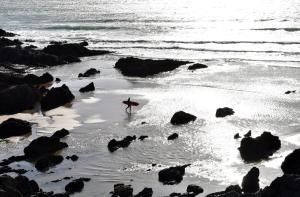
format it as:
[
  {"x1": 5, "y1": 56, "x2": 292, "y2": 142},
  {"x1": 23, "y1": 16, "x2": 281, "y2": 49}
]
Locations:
[
  {"x1": 158, "y1": 164, "x2": 190, "y2": 185},
  {"x1": 108, "y1": 136, "x2": 137, "y2": 152},
  {"x1": 170, "y1": 111, "x2": 197, "y2": 125},
  {"x1": 239, "y1": 132, "x2": 281, "y2": 162},
  {"x1": 115, "y1": 57, "x2": 190, "y2": 77}
]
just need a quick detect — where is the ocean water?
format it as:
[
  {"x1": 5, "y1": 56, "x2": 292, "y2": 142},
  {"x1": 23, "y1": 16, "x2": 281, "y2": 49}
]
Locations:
[{"x1": 0, "y1": 0, "x2": 300, "y2": 196}]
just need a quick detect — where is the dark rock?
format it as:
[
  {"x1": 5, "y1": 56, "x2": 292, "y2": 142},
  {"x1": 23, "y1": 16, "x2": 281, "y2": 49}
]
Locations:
[
  {"x1": 35, "y1": 155, "x2": 64, "y2": 172},
  {"x1": 285, "y1": 90, "x2": 296, "y2": 94},
  {"x1": 141, "y1": 122, "x2": 147, "y2": 125},
  {"x1": 168, "y1": 133, "x2": 179, "y2": 140},
  {"x1": 244, "y1": 130, "x2": 251, "y2": 138},
  {"x1": 0, "y1": 166, "x2": 27, "y2": 175},
  {"x1": 0, "y1": 46, "x2": 67, "y2": 67},
  {"x1": 112, "y1": 183, "x2": 133, "y2": 197},
  {"x1": 24, "y1": 45, "x2": 37, "y2": 50},
  {"x1": 41, "y1": 84, "x2": 75, "y2": 111},
  {"x1": 0, "y1": 118, "x2": 31, "y2": 139},
  {"x1": 15, "y1": 175, "x2": 36, "y2": 196},
  {"x1": 24, "y1": 136, "x2": 68, "y2": 159},
  {"x1": 234, "y1": 133, "x2": 241, "y2": 139},
  {"x1": 78, "y1": 68, "x2": 100, "y2": 78},
  {"x1": 108, "y1": 136, "x2": 136, "y2": 152},
  {"x1": 242, "y1": 167, "x2": 260, "y2": 193},
  {"x1": 79, "y1": 41, "x2": 88, "y2": 46},
  {"x1": 0, "y1": 155, "x2": 26, "y2": 166},
  {"x1": 281, "y1": 148, "x2": 300, "y2": 175},
  {"x1": 0, "y1": 29, "x2": 16, "y2": 37},
  {"x1": 158, "y1": 164, "x2": 190, "y2": 185},
  {"x1": 79, "y1": 82, "x2": 95, "y2": 93},
  {"x1": 186, "y1": 184, "x2": 203, "y2": 195},
  {"x1": 139, "y1": 135, "x2": 149, "y2": 141},
  {"x1": 43, "y1": 43, "x2": 110, "y2": 58},
  {"x1": 239, "y1": 132, "x2": 281, "y2": 162},
  {"x1": 170, "y1": 111, "x2": 197, "y2": 125},
  {"x1": 206, "y1": 185, "x2": 242, "y2": 197},
  {"x1": 65, "y1": 179, "x2": 84, "y2": 194},
  {"x1": 134, "y1": 187, "x2": 153, "y2": 197},
  {"x1": 66, "y1": 155, "x2": 79, "y2": 161},
  {"x1": 115, "y1": 57, "x2": 190, "y2": 77},
  {"x1": 216, "y1": 107, "x2": 234, "y2": 118},
  {"x1": 0, "y1": 84, "x2": 40, "y2": 115},
  {"x1": 0, "y1": 38, "x2": 22, "y2": 47},
  {"x1": 55, "y1": 78, "x2": 61, "y2": 83},
  {"x1": 23, "y1": 72, "x2": 54, "y2": 85},
  {"x1": 51, "y1": 128, "x2": 70, "y2": 139},
  {"x1": 188, "y1": 63, "x2": 208, "y2": 71},
  {"x1": 52, "y1": 193, "x2": 70, "y2": 197},
  {"x1": 261, "y1": 174, "x2": 300, "y2": 197}
]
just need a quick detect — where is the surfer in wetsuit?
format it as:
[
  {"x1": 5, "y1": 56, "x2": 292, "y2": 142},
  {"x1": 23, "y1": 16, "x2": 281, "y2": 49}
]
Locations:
[{"x1": 123, "y1": 97, "x2": 139, "y2": 114}]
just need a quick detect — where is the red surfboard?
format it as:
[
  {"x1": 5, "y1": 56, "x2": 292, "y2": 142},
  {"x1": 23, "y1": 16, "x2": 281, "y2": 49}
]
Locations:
[{"x1": 122, "y1": 101, "x2": 139, "y2": 106}]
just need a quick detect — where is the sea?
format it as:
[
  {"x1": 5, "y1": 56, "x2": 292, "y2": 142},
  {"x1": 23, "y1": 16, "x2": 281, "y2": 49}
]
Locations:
[{"x1": 0, "y1": 0, "x2": 300, "y2": 196}]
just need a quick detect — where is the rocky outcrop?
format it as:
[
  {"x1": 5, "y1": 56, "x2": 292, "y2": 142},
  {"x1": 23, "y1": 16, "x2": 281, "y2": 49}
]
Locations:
[
  {"x1": 79, "y1": 82, "x2": 95, "y2": 93},
  {"x1": 158, "y1": 164, "x2": 190, "y2": 185},
  {"x1": 0, "y1": 84, "x2": 40, "y2": 115},
  {"x1": 23, "y1": 72, "x2": 54, "y2": 86},
  {"x1": 78, "y1": 68, "x2": 100, "y2": 78},
  {"x1": 188, "y1": 63, "x2": 208, "y2": 71},
  {"x1": 281, "y1": 149, "x2": 300, "y2": 175},
  {"x1": 0, "y1": 29, "x2": 16, "y2": 37},
  {"x1": 51, "y1": 128, "x2": 70, "y2": 139},
  {"x1": 242, "y1": 167, "x2": 260, "y2": 193},
  {"x1": 108, "y1": 136, "x2": 136, "y2": 152},
  {"x1": 170, "y1": 111, "x2": 197, "y2": 125},
  {"x1": 0, "y1": 37, "x2": 22, "y2": 47},
  {"x1": 24, "y1": 136, "x2": 68, "y2": 159},
  {"x1": 115, "y1": 57, "x2": 190, "y2": 77},
  {"x1": 35, "y1": 155, "x2": 64, "y2": 172},
  {"x1": 0, "y1": 118, "x2": 31, "y2": 139},
  {"x1": 42, "y1": 43, "x2": 110, "y2": 58},
  {"x1": 41, "y1": 84, "x2": 75, "y2": 111},
  {"x1": 216, "y1": 107, "x2": 234, "y2": 118},
  {"x1": 239, "y1": 132, "x2": 281, "y2": 162}
]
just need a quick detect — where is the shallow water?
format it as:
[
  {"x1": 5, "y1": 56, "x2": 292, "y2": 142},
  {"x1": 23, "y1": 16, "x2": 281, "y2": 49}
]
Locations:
[{"x1": 0, "y1": 0, "x2": 300, "y2": 196}]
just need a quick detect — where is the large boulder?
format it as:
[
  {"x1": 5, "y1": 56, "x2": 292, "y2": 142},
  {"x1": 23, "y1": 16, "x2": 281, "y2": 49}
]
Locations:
[
  {"x1": 281, "y1": 149, "x2": 300, "y2": 175},
  {"x1": 42, "y1": 43, "x2": 110, "y2": 58},
  {"x1": 158, "y1": 164, "x2": 190, "y2": 185},
  {"x1": 24, "y1": 136, "x2": 68, "y2": 159},
  {"x1": 0, "y1": 118, "x2": 31, "y2": 139},
  {"x1": 216, "y1": 107, "x2": 234, "y2": 118},
  {"x1": 170, "y1": 111, "x2": 197, "y2": 125},
  {"x1": 115, "y1": 57, "x2": 190, "y2": 77},
  {"x1": 41, "y1": 84, "x2": 75, "y2": 111},
  {"x1": 0, "y1": 84, "x2": 40, "y2": 115},
  {"x1": 239, "y1": 132, "x2": 281, "y2": 162},
  {"x1": 242, "y1": 167, "x2": 260, "y2": 193},
  {"x1": 108, "y1": 136, "x2": 136, "y2": 152},
  {"x1": 261, "y1": 174, "x2": 300, "y2": 197}
]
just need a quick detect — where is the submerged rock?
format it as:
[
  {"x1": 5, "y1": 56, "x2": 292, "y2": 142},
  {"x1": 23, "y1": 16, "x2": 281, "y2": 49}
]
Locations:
[
  {"x1": 285, "y1": 90, "x2": 296, "y2": 94},
  {"x1": 115, "y1": 57, "x2": 190, "y2": 77},
  {"x1": 168, "y1": 133, "x2": 179, "y2": 140},
  {"x1": 242, "y1": 167, "x2": 260, "y2": 193},
  {"x1": 139, "y1": 135, "x2": 149, "y2": 141},
  {"x1": 216, "y1": 107, "x2": 234, "y2": 118},
  {"x1": 170, "y1": 111, "x2": 197, "y2": 125},
  {"x1": 24, "y1": 136, "x2": 68, "y2": 159},
  {"x1": 239, "y1": 132, "x2": 281, "y2": 162},
  {"x1": 0, "y1": 118, "x2": 31, "y2": 139},
  {"x1": 188, "y1": 63, "x2": 208, "y2": 71},
  {"x1": 281, "y1": 148, "x2": 300, "y2": 175},
  {"x1": 78, "y1": 68, "x2": 100, "y2": 78},
  {"x1": 65, "y1": 179, "x2": 85, "y2": 194},
  {"x1": 79, "y1": 82, "x2": 95, "y2": 93},
  {"x1": 66, "y1": 155, "x2": 79, "y2": 161},
  {"x1": 108, "y1": 136, "x2": 136, "y2": 152},
  {"x1": 134, "y1": 187, "x2": 153, "y2": 197},
  {"x1": 158, "y1": 164, "x2": 190, "y2": 185},
  {"x1": 41, "y1": 84, "x2": 75, "y2": 111},
  {"x1": 0, "y1": 84, "x2": 40, "y2": 115}
]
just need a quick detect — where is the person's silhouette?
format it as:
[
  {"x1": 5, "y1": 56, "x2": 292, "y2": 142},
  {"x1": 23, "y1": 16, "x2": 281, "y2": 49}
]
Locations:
[{"x1": 123, "y1": 97, "x2": 139, "y2": 114}]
